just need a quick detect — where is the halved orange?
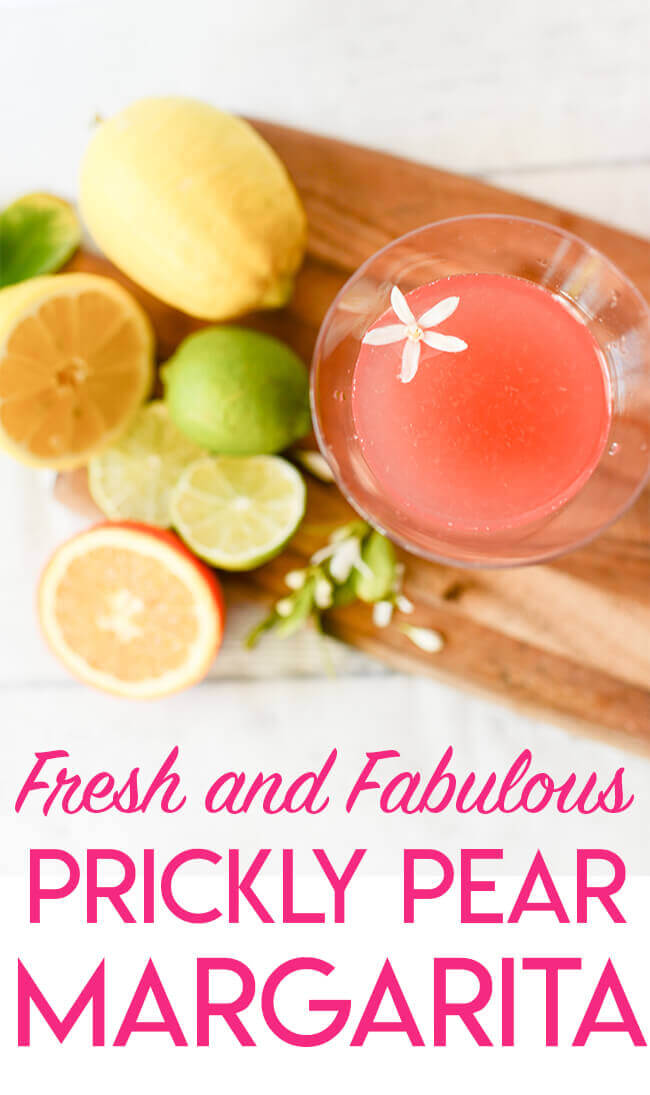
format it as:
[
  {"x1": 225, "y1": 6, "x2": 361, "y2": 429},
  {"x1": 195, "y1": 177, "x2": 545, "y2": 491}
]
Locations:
[
  {"x1": 38, "y1": 523, "x2": 225, "y2": 698},
  {"x1": 0, "y1": 273, "x2": 153, "y2": 468}
]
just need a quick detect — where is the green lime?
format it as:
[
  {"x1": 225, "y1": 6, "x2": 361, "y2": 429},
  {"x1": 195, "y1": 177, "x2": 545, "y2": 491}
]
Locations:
[
  {"x1": 170, "y1": 455, "x2": 306, "y2": 570},
  {"x1": 0, "y1": 193, "x2": 81, "y2": 287},
  {"x1": 161, "y1": 326, "x2": 311, "y2": 455},
  {"x1": 88, "y1": 402, "x2": 205, "y2": 526}
]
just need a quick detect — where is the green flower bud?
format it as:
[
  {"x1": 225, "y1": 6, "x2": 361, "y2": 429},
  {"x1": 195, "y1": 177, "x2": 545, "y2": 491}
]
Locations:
[{"x1": 354, "y1": 530, "x2": 397, "y2": 603}]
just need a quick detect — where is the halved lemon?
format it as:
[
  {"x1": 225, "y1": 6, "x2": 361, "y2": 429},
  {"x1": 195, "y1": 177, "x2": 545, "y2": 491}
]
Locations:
[
  {"x1": 0, "y1": 273, "x2": 153, "y2": 468},
  {"x1": 88, "y1": 401, "x2": 205, "y2": 526},
  {"x1": 38, "y1": 523, "x2": 225, "y2": 698},
  {"x1": 170, "y1": 455, "x2": 306, "y2": 570}
]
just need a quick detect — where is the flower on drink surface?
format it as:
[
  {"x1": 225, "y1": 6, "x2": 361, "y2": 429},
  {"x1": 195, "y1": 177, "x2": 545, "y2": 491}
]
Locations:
[{"x1": 362, "y1": 285, "x2": 468, "y2": 383}]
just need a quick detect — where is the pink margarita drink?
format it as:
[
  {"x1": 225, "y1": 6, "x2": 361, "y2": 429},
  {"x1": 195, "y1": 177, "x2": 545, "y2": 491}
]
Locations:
[{"x1": 351, "y1": 274, "x2": 612, "y2": 533}]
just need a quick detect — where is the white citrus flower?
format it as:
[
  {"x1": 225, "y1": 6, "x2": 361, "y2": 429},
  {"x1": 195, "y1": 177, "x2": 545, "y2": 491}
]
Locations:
[
  {"x1": 310, "y1": 535, "x2": 372, "y2": 583},
  {"x1": 362, "y1": 284, "x2": 468, "y2": 383}
]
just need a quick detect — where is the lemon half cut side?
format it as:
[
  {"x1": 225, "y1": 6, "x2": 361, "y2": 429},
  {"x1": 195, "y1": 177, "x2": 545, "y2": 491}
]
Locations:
[{"x1": 0, "y1": 273, "x2": 153, "y2": 468}]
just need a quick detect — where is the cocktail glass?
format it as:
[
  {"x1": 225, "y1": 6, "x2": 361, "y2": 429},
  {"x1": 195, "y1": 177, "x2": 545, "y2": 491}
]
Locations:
[{"x1": 311, "y1": 215, "x2": 650, "y2": 567}]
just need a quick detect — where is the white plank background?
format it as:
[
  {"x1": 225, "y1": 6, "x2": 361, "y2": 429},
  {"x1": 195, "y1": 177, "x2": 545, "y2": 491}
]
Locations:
[{"x1": 1, "y1": 0, "x2": 649, "y2": 868}]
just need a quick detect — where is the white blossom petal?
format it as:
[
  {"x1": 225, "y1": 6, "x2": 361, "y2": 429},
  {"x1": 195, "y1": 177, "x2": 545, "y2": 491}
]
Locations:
[
  {"x1": 400, "y1": 624, "x2": 444, "y2": 652},
  {"x1": 329, "y1": 538, "x2": 361, "y2": 582},
  {"x1": 362, "y1": 324, "x2": 408, "y2": 346},
  {"x1": 285, "y1": 569, "x2": 307, "y2": 590},
  {"x1": 399, "y1": 338, "x2": 421, "y2": 383},
  {"x1": 276, "y1": 598, "x2": 295, "y2": 617},
  {"x1": 373, "y1": 600, "x2": 394, "y2": 628},
  {"x1": 310, "y1": 543, "x2": 336, "y2": 566},
  {"x1": 353, "y1": 556, "x2": 374, "y2": 580},
  {"x1": 390, "y1": 285, "x2": 416, "y2": 325},
  {"x1": 417, "y1": 295, "x2": 460, "y2": 328},
  {"x1": 422, "y1": 331, "x2": 468, "y2": 353},
  {"x1": 395, "y1": 594, "x2": 414, "y2": 614}
]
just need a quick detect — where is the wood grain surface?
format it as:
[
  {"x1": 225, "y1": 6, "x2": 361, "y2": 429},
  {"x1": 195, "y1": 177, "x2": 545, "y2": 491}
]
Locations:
[{"x1": 58, "y1": 120, "x2": 650, "y2": 749}]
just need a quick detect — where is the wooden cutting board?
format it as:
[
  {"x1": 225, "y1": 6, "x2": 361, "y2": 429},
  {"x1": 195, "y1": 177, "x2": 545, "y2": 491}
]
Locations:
[{"x1": 57, "y1": 120, "x2": 650, "y2": 752}]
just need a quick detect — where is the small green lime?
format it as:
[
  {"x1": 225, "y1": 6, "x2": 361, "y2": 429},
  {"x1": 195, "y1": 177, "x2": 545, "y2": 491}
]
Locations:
[{"x1": 161, "y1": 325, "x2": 311, "y2": 455}]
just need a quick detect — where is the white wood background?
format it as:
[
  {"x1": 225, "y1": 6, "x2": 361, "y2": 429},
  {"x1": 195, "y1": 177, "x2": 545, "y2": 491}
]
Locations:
[{"x1": 1, "y1": 0, "x2": 649, "y2": 868}]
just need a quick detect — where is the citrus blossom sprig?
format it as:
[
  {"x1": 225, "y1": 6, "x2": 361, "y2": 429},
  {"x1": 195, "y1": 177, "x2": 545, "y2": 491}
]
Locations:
[{"x1": 246, "y1": 520, "x2": 444, "y2": 654}]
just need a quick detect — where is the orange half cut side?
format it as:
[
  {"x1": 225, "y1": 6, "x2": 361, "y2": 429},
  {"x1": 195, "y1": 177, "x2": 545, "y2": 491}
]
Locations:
[{"x1": 38, "y1": 523, "x2": 225, "y2": 698}]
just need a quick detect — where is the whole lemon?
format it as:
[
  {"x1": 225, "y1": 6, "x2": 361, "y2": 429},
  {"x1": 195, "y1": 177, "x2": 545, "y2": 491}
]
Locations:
[
  {"x1": 79, "y1": 97, "x2": 307, "y2": 320},
  {"x1": 162, "y1": 326, "x2": 311, "y2": 455}
]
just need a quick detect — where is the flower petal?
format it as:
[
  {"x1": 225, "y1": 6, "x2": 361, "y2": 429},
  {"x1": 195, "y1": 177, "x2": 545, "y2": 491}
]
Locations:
[
  {"x1": 353, "y1": 555, "x2": 374, "y2": 580},
  {"x1": 329, "y1": 538, "x2": 361, "y2": 582},
  {"x1": 362, "y1": 324, "x2": 408, "y2": 345},
  {"x1": 373, "y1": 600, "x2": 394, "y2": 628},
  {"x1": 390, "y1": 285, "x2": 416, "y2": 325},
  {"x1": 310, "y1": 543, "x2": 336, "y2": 565},
  {"x1": 400, "y1": 624, "x2": 444, "y2": 652},
  {"x1": 418, "y1": 295, "x2": 460, "y2": 328},
  {"x1": 399, "y1": 338, "x2": 421, "y2": 382},
  {"x1": 422, "y1": 331, "x2": 468, "y2": 353}
]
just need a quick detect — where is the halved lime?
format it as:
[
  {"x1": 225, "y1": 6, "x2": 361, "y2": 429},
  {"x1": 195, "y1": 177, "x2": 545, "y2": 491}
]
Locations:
[
  {"x1": 170, "y1": 455, "x2": 306, "y2": 570},
  {"x1": 88, "y1": 402, "x2": 205, "y2": 526}
]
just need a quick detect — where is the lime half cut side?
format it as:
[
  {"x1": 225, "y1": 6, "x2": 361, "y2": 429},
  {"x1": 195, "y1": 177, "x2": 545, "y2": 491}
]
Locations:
[
  {"x1": 170, "y1": 455, "x2": 306, "y2": 570},
  {"x1": 88, "y1": 401, "x2": 205, "y2": 526}
]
